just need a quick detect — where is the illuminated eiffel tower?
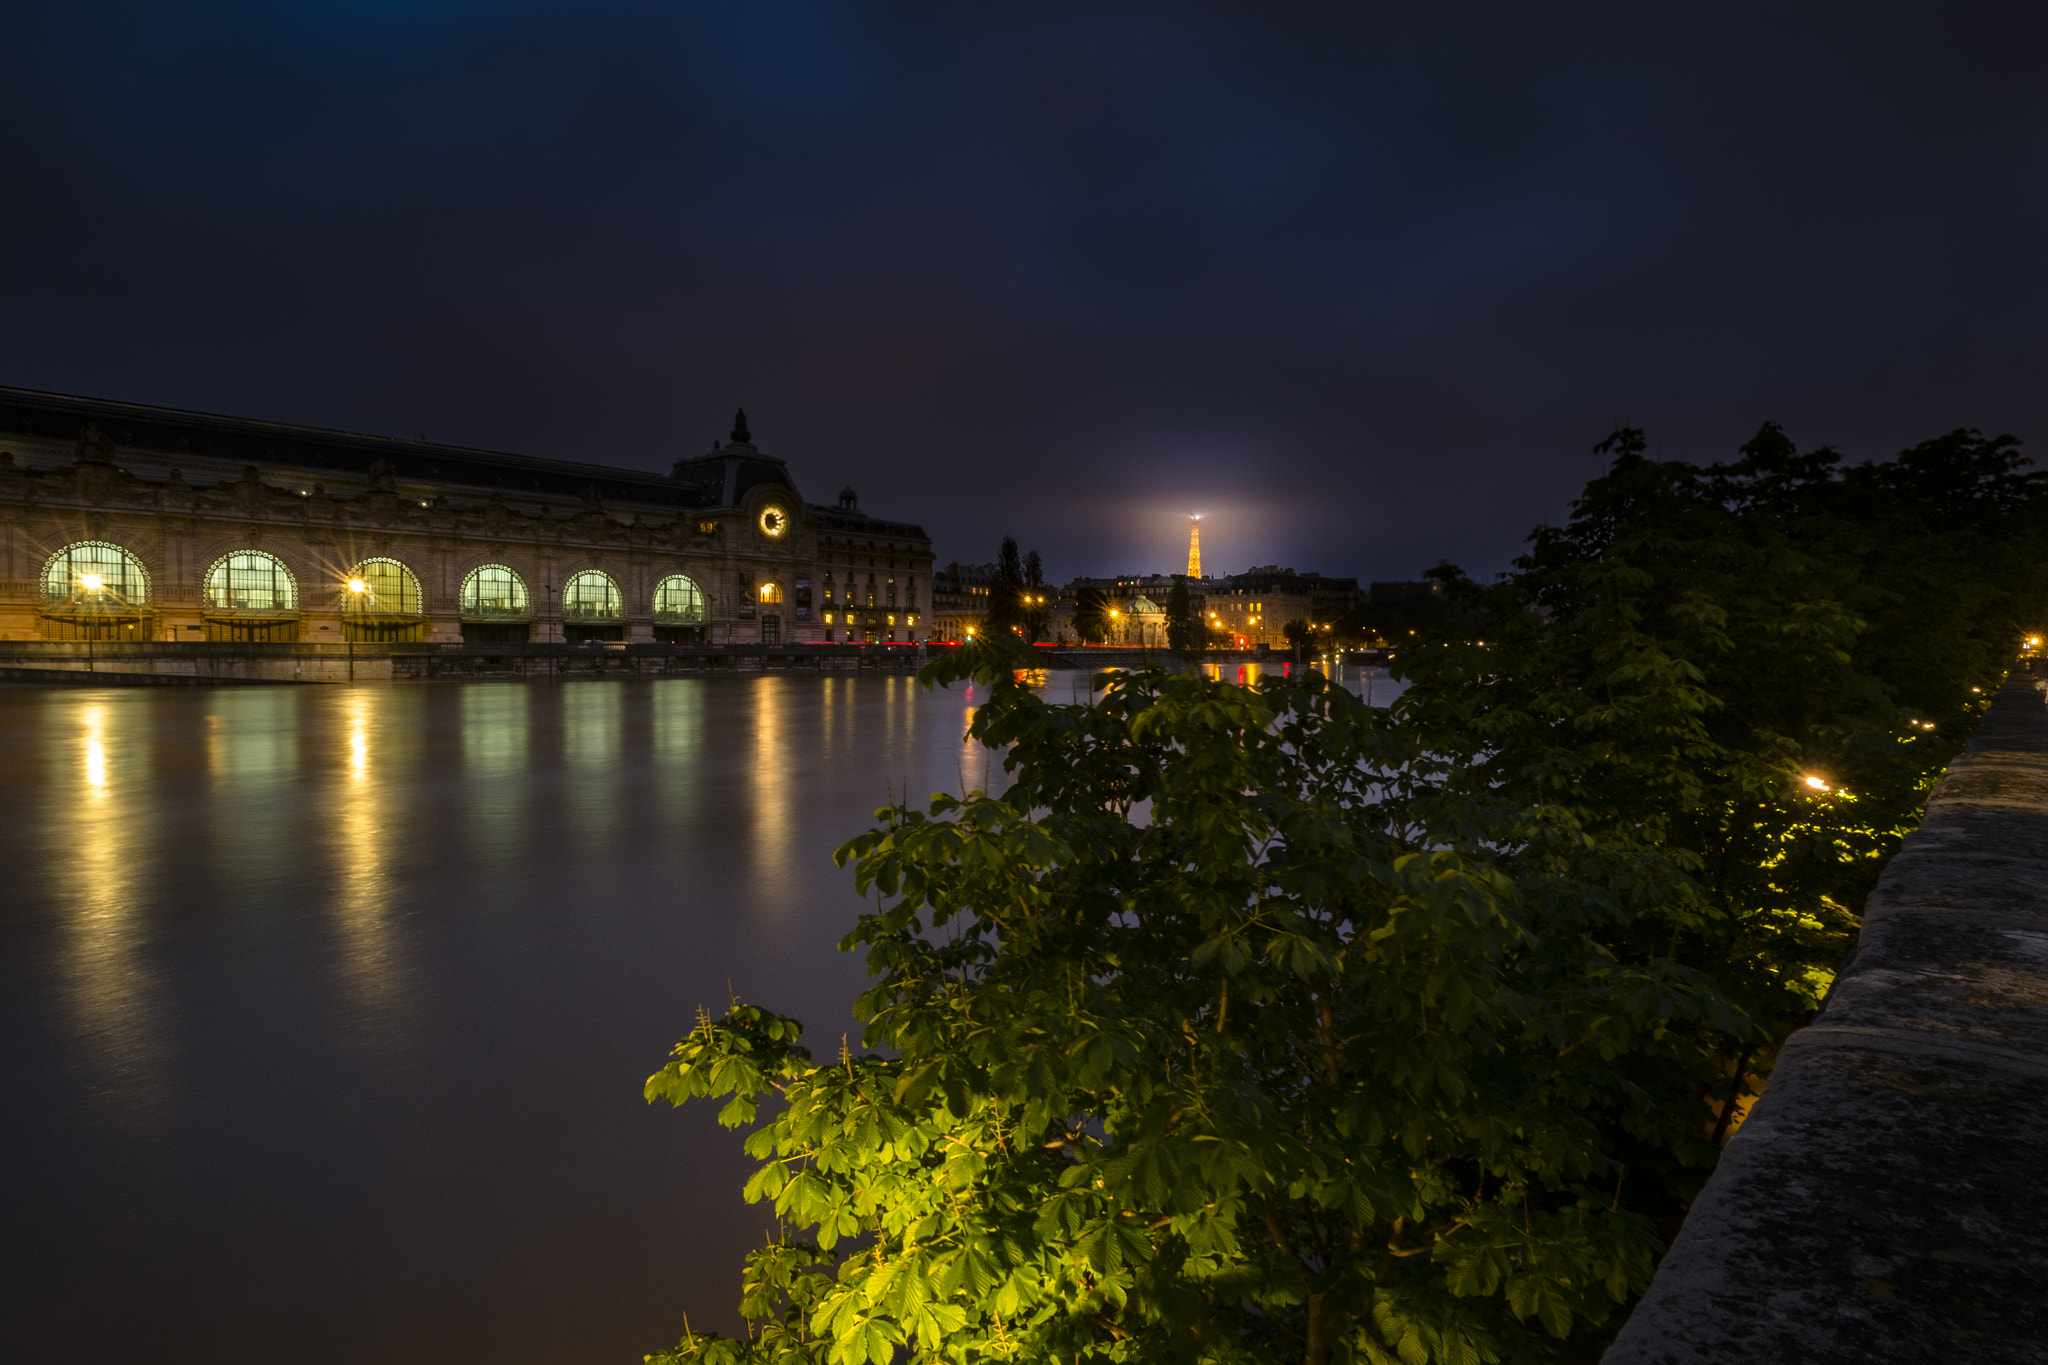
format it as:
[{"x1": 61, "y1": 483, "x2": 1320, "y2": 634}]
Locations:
[{"x1": 1187, "y1": 515, "x2": 1202, "y2": 578}]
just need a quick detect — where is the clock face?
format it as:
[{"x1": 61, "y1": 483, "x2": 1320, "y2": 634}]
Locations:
[{"x1": 757, "y1": 504, "x2": 789, "y2": 539}]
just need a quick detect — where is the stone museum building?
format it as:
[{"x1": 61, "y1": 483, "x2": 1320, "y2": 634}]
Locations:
[{"x1": 0, "y1": 387, "x2": 934, "y2": 647}]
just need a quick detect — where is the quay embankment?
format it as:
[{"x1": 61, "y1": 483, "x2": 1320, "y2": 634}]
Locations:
[
  {"x1": 0, "y1": 641, "x2": 1374, "y2": 685},
  {"x1": 1607, "y1": 669, "x2": 2048, "y2": 1363},
  {"x1": 0, "y1": 640, "x2": 941, "y2": 684}
]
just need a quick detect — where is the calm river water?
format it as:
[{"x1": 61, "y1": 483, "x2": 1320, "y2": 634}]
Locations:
[{"x1": 0, "y1": 666, "x2": 1395, "y2": 1364}]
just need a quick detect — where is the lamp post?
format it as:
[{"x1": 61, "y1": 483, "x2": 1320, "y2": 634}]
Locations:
[
  {"x1": 79, "y1": 571, "x2": 103, "y2": 673},
  {"x1": 347, "y1": 577, "x2": 366, "y2": 681}
]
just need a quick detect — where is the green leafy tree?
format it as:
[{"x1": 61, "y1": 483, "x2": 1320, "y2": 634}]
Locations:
[
  {"x1": 1071, "y1": 586, "x2": 1113, "y2": 645},
  {"x1": 988, "y1": 538, "x2": 1050, "y2": 640},
  {"x1": 1281, "y1": 618, "x2": 1312, "y2": 661},
  {"x1": 1380, "y1": 423, "x2": 2047, "y2": 1183},
  {"x1": 1164, "y1": 576, "x2": 1202, "y2": 659},
  {"x1": 648, "y1": 646, "x2": 1736, "y2": 1365},
  {"x1": 645, "y1": 423, "x2": 2046, "y2": 1365},
  {"x1": 1023, "y1": 552, "x2": 1050, "y2": 641}
]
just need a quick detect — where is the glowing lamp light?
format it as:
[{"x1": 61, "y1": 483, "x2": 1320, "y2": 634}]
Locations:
[
  {"x1": 1803, "y1": 775, "x2": 1829, "y2": 791},
  {"x1": 78, "y1": 572, "x2": 102, "y2": 591},
  {"x1": 348, "y1": 578, "x2": 366, "y2": 593}
]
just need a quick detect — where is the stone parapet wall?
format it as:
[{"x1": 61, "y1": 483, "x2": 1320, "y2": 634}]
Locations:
[{"x1": 1606, "y1": 670, "x2": 2048, "y2": 1364}]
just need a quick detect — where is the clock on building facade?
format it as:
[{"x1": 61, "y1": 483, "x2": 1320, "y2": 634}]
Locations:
[{"x1": 757, "y1": 503, "x2": 789, "y2": 539}]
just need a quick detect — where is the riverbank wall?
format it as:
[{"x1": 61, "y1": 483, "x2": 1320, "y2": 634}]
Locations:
[
  {"x1": 0, "y1": 640, "x2": 1351, "y2": 683},
  {"x1": 1606, "y1": 669, "x2": 2048, "y2": 1363}
]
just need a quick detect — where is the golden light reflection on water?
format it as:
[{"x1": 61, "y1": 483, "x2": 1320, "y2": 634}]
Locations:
[
  {"x1": 749, "y1": 676, "x2": 793, "y2": 903},
  {"x1": 52, "y1": 698, "x2": 164, "y2": 1103},
  {"x1": 329, "y1": 689, "x2": 408, "y2": 1025},
  {"x1": 84, "y1": 710, "x2": 106, "y2": 791},
  {"x1": 957, "y1": 681, "x2": 993, "y2": 797}
]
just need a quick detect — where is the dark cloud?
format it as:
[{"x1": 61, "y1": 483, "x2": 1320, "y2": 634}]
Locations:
[{"x1": 4, "y1": 1, "x2": 2044, "y2": 579}]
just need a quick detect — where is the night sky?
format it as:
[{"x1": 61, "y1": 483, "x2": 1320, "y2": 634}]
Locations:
[{"x1": 4, "y1": 2, "x2": 2044, "y2": 582}]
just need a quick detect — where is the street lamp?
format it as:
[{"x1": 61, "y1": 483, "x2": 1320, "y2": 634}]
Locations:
[
  {"x1": 79, "y1": 571, "x2": 104, "y2": 671},
  {"x1": 347, "y1": 577, "x2": 366, "y2": 681}
]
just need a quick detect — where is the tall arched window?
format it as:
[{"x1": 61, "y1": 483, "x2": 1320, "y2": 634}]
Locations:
[
  {"x1": 460, "y1": 564, "x2": 531, "y2": 620},
  {"x1": 562, "y1": 569, "x2": 622, "y2": 621},
  {"x1": 204, "y1": 551, "x2": 298, "y2": 613},
  {"x1": 652, "y1": 573, "x2": 706, "y2": 624},
  {"x1": 42, "y1": 541, "x2": 150, "y2": 608},
  {"x1": 344, "y1": 558, "x2": 423, "y2": 615},
  {"x1": 758, "y1": 582, "x2": 783, "y2": 605}
]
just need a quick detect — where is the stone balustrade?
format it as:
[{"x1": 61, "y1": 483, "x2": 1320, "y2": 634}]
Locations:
[{"x1": 1606, "y1": 670, "x2": 2048, "y2": 1363}]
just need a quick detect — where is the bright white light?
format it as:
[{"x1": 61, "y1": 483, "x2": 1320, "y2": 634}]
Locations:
[
  {"x1": 79, "y1": 572, "x2": 102, "y2": 591},
  {"x1": 348, "y1": 579, "x2": 366, "y2": 593},
  {"x1": 1803, "y1": 775, "x2": 1828, "y2": 791}
]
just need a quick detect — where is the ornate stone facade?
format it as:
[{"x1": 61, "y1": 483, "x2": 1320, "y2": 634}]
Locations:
[{"x1": 0, "y1": 388, "x2": 933, "y2": 646}]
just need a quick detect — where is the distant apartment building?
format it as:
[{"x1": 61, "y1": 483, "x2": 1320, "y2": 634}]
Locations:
[
  {"x1": 1208, "y1": 567, "x2": 1363, "y2": 648},
  {"x1": 930, "y1": 561, "x2": 996, "y2": 642}
]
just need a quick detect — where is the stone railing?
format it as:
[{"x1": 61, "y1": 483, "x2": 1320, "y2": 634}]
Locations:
[{"x1": 1606, "y1": 670, "x2": 2048, "y2": 1362}]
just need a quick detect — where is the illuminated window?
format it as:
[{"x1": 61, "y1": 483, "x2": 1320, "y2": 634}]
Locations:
[
  {"x1": 459, "y1": 564, "x2": 530, "y2": 620},
  {"x1": 42, "y1": 541, "x2": 149, "y2": 607},
  {"x1": 344, "y1": 557, "x2": 423, "y2": 614},
  {"x1": 698, "y1": 521, "x2": 718, "y2": 534},
  {"x1": 759, "y1": 582, "x2": 783, "y2": 604},
  {"x1": 652, "y1": 573, "x2": 706, "y2": 625},
  {"x1": 204, "y1": 550, "x2": 297, "y2": 613},
  {"x1": 562, "y1": 569, "x2": 623, "y2": 621}
]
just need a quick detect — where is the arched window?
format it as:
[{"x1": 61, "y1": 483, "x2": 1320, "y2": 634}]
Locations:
[
  {"x1": 42, "y1": 541, "x2": 150, "y2": 608},
  {"x1": 344, "y1": 557, "x2": 423, "y2": 615},
  {"x1": 758, "y1": 582, "x2": 783, "y2": 605},
  {"x1": 562, "y1": 569, "x2": 623, "y2": 622},
  {"x1": 460, "y1": 564, "x2": 531, "y2": 620},
  {"x1": 204, "y1": 551, "x2": 297, "y2": 613},
  {"x1": 652, "y1": 573, "x2": 706, "y2": 624}
]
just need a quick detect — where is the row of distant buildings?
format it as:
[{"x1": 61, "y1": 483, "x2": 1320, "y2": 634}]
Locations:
[
  {"x1": 0, "y1": 388, "x2": 935, "y2": 646},
  {"x1": 929, "y1": 563, "x2": 1435, "y2": 649},
  {"x1": 0, "y1": 383, "x2": 1415, "y2": 651}
]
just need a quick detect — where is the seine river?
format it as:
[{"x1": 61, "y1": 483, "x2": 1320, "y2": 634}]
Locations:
[{"x1": 0, "y1": 666, "x2": 1396, "y2": 1364}]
